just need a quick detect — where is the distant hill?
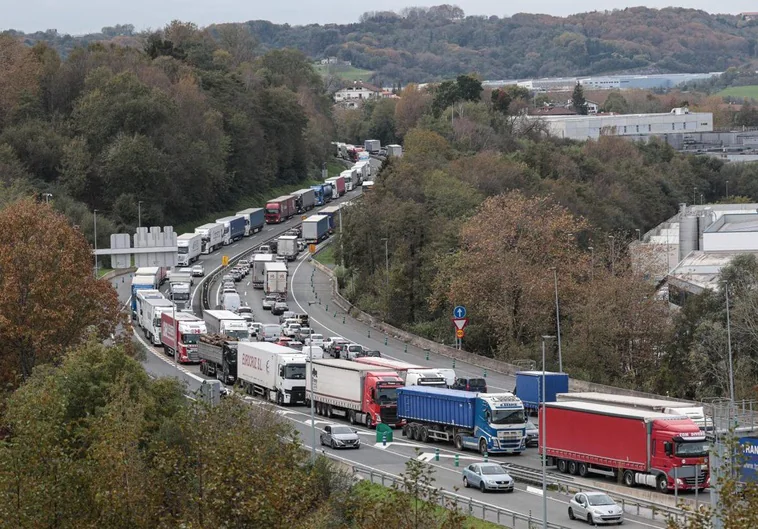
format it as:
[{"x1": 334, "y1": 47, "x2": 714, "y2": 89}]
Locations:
[{"x1": 6, "y1": 6, "x2": 758, "y2": 83}]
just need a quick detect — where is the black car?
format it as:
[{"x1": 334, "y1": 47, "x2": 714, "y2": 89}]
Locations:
[
  {"x1": 361, "y1": 350, "x2": 382, "y2": 358},
  {"x1": 451, "y1": 377, "x2": 488, "y2": 393}
]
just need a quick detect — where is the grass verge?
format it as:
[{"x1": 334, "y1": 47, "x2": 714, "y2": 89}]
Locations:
[
  {"x1": 351, "y1": 481, "x2": 507, "y2": 529},
  {"x1": 314, "y1": 63, "x2": 375, "y2": 82},
  {"x1": 97, "y1": 267, "x2": 114, "y2": 277},
  {"x1": 315, "y1": 245, "x2": 336, "y2": 266},
  {"x1": 717, "y1": 85, "x2": 758, "y2": 100}
]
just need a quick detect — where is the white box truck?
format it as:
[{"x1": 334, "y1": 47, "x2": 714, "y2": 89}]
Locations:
[
  {"x1": 139, "y1": 297, "x2": 175, "y2": 346},
  {"x1": 387, "y1": 144, "x2": 403, "y2": 157},
  {"x1": 176, "y1": 233, "x2": 202, "y2": 266},
  {"x1": 364, "y1": 139, "x2": 381, "y2": 153},
  {"x1": 202, "y1": 310, "x2": 250, "y2": 341},
  {"x1": 237, "y1": 342, "x2": 307, "y2": 405},
  {"x1": 264, "y1": 261, "x2": 288, "y2": 295},
  {"x1": 195, "y1": 222, "x2": 224, "y2": 254},
  {"x1": 277, "y1": 235, "x2": 298, "y2": 262},
  {"x1": 252, "y1": 254, "x2": 275, "y2": 289}
]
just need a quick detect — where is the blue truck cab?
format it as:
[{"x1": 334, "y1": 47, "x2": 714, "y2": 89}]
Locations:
[
  {"x1": 311, "y1": 185, "x2": 325, "y2": 206},
  {"x1": 130, "y1": 276, "x2": 160, "y2": 318},
  {"x1": 397, "y1": 386, "x2": 527, "y2": 455}
]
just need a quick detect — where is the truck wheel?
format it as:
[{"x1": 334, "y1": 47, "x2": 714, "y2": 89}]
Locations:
[
  {"x1": 402, "y1": 424, "x2": 409, "y2": 437},
  {"x1": 276, "y1": 392, "x2": 283, "y2": 406},
  {"x1": 419, "y1": 427, "x2": 429, "y2": 443},
  {"x1": 557, "y1": 459, "x2": 568, "y2": 473},
  {"x1": 454, "y1": 434, "x2": 464, "y2": 451},
  {"x1": 623, "y1": 470, "x2": 636, "y2": 487},
  {"x1": 568, "y1": 461, "x2": 579, "y2": 475},
  {"x1": 327, "y1": 404, "x2": 334, "y2": 417},
  {"x1": 478, "y1": 438, "x2": 488, "y2": 455},
  {"x1": 365, "y1": 414, "x2": 372, "y2": 429},
  {"x1": 349, "y1": 411, "x2": 356, "y2": 424},
  {"x1": 657, "y1": 475, "x2": 669, "y2": 494},
  {"x1": 578, "y1": 463, "x2": 589, "y2": 477}
]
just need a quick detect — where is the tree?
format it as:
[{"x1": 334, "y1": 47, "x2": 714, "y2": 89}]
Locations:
[
  {"x1": 394, "y1": 84, "x2": 432, "y2": 138},
  {"x1": 572, "y1": 83, "x2": 588, "y2": 115},
  {"x1": 431, "y1": 80, "x2": 461, "y2": 117},
  {"x1": 0, "y1": 199, "x2": 121, "y2": 387},
  {"x1": 456, "y1": 74, "x2": 482, "y2": 102},
  {"x1": 0, "y1": 34, "x2": 42, "y2": 127},
  {"x1": 603, "y1": 90, "x2": 629, "y2": 113}
]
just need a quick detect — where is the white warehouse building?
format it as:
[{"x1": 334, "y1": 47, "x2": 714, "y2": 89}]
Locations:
[{"x1": 533, "y1": 108, "x2": 713, "y2": 141}]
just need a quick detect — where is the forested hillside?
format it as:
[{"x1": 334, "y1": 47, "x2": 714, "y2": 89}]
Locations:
[
  {"x1": 0, "y1": 22, "x2": 334, "y2": 242},
  {"x1": 8, "y1": 6, "x2": 758, "y2": 83}
]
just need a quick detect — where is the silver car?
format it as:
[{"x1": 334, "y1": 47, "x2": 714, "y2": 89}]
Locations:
[
  {"x1": 525, "y1": 419, "x2": 539, "y2": 447},
  {"x1": 462, "y1": 463, "x2": 514, "y2": 493},
  {"x1": 568, "y1": 492, "x2": 624, "y2": 526},
  {"x1": 262, "y1": 294, "x2": 277, "y2": 310},
  {"x1": 320, "y1": 424, "x2": 360, "y2": 449}
]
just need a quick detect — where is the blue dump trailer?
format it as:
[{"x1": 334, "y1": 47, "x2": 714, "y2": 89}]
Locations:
[
  {"x1": 311, "y1": 185, "x2": 326, "y2": 206},
  {"x1": 514, "y1": 371, "x2": 569, "y2": 414},
  {"x1": 322, "y1": 183, "x2": 334, "y2": 203},
  {"x1": 398, "y1": 386, "x2": 526, "y2": 455}
]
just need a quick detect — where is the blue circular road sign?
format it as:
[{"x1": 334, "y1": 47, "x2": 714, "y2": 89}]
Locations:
[{"x1": 453, "y1": 305, "x2": 466, "y2": 319}]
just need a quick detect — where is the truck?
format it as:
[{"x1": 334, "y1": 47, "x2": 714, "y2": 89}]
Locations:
[
  {"x1": 555, "y1": 392, "x2": 712, "y2": 432},
  {"x1": 354, "y1": 357, "x2": 447, "y2": 387},
  {"x1": 198, "y1": 334, "x2": 238, "y2": 385},
  {"x1": 541, "y1": 401, "x2": 709, "y2": 492},
  {"x1": 169, "y1": 271, "x2": 192, "y2": 310},
  {"x1": 306, "y1": 359, "x2": 404, "y2": 428},
  {"x1": 195, "y1": 222, "x2": 224, "y2": 254},
  {"x1": 514, "y1": 371, "x2": 569, "y2": 415},
  {"x1": 264, "y1": 261, "x2": 288, "y2": 295},
  {"x1": 139, "y1": 297, "x2": 175, "y2": 345},
  {"x1": 176, "y1": 233, "x2": 202, "y2": 266},
  {"x1": 265, "y1": 195, "x2": 296, "y2": 224},
  {"x1": 340, "y1": 170, "x2": 354, "y2": 192},
  {"x1": 325, "y1": 176, "x2": 346, "y2": 197},
  {"x1": 135, "y1": 266, "x2": 167, "y2": 286},
  {"x1": 161, "y1": 311, "x2": 207, "y2": 363},
  {"x1": 135, "y1": 288, "x2": 165, "y2": 330},
  {"x1": 236, "y1": 208, "x2": 265, "y2": 236},
  {"x1": 319, "y1": 205, "x2": 342, "y2": 232},
  {"x1": 353, "y1": 161, "x2": 369, "y2": 183},
  {"x1": 364, "y1": 139, "x2": 381, "y2": 154},
  {"x1": 252, "y1": 253, "x2": 275, "y2": 289},
  {"x1": 131, "y1": 275, "x2": 160, "y2": 318},
  {"x1": 302, "y1": 215, "x2": 330, "y2": 244},
  {"x1": 292, "y1": 188, "x2": 316, "y2": 213},
  {"x1": 322, "y1": 183, "x2": 334, "y2": 204},
  {"x1": 398, "y1": 386, "x2": 527, "y2": 454},
  {"x1": 215, "y1": 215, "x2": 246, "y2": 245},
  {"x1": 202, "y1": 310, "x2": 250, "y2": 341},
  {"x1": 237, "y1": 342, "x2": 307, "y2": 405},
  {"x1": 387, "y1": 144, "x2": 403, "y2": 157},
  {"x1": 277, "y1": 235, "x2": 299, "y2": 261},
  {"x1": 311, "y1": 185, "x2": 327, "y2": 207}
]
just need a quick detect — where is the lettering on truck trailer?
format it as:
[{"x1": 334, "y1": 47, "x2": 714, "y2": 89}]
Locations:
[{"x1": 242, "y1": 353, "x2": 268, "y2": 373}]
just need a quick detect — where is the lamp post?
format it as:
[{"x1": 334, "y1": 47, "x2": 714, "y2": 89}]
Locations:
[
  {"x1": 693, "y1": 186, "x2": 697, "y2": 208},
  {"x1": 725, "y1": 283, "x2": 735, "y2": 402},
  {"x1": 309, "y1": 336, "x2": 316, "y2": 462},
  {"x1": 726, "y1": 180, "x2": 729, "y2": 200},
  {"x1": 172, "y1": 303, "x2": 178, "y2": 369},
  {"x1": 138, "y1": 200, "x2": 143, "y2": 228},
  {"x1": 541, "y1": 335, "x2": 556, "y2": 529},
  {"x1": 381, "y1": 237, "x2": 389, "y2": 320},
  {"x1": 550, "y1": 267, "x2": 563, "y2": 372},
  {"x1": 608, "y1": 235, "x2": 615, "y2": 275},
  {"x1": 339, "y1": 205, "x2": 344, "y2": 267},
  {"x1": 588, "y1": 246, "x2": 594, "y2": 281},
  {"x1": 93, "y1": 209, "x2": 98, "y2": 278}
]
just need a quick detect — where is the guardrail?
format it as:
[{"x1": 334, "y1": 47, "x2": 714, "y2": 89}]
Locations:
[
  {"x1": 501, "y1": 463, "x2": 689, "y2": 525},
  {"x1": 350, "y1": 463, "x2": 573, "y2": 529}
]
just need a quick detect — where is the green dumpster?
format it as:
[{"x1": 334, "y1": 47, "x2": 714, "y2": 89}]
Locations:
[{"x1": 376, "y1": 423, "x2": 394, "y2": 443}]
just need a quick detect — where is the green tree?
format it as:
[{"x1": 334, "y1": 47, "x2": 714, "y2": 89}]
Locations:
[
  {"x1": 572, "y1": 83, "x2": 588, "y2": 115},
  {"x1": 603, "y1": 90, "x2": 629, "y2": 113},
  {"x1": 431, "y1": 80, "x2": 461, "y2": 117},
  {"x1": 456, "y1": 74, "x2": 482, "y2": 102}
]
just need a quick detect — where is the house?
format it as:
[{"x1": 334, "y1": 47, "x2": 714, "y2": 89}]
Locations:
[
  {"x1": 334, "y1": 81, "x2": 381, "y2": 104},
  {"x1": 741, "y1": 12, "x2": 758, "y2": 21},
  {"x1": 529, "y1": 106, "x2": 578, "y2": 116},
  {"x1": 565, "y1": 99, "x2": 600, "y2": 114}
]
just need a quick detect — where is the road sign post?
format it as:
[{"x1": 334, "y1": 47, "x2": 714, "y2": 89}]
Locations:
[{"x1": 452, "y1": 315, "x2": 469, "y2": 351}]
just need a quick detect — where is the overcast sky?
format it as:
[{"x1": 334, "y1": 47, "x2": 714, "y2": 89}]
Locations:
[{"x1": 1, "y1": 1, "x2": 756, "y2": 35}]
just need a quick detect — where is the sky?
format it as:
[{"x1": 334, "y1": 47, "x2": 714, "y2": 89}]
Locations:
[{"x1": 1, "y1": 0, "x2": 757, "y2": 35}]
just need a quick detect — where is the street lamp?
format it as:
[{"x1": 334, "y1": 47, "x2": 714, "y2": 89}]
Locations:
[
  {"x1": 93, "y1": 209, "x2": 98, "y2": 278},
  {"x1": 588, "y1": 246, "x2": 594, "y2": 281},
  {"x1": 608, "y1": 236, "x2": 615, "y2": 275},
  {"x1": 726, "y1": 180, "x2": 729, "y2": 200},
  {"x1": 550, "y1": 267, "x2": 562, "y2": 372},
  {"x1": 138, "y1": 200, "x2": 143, "y2": 228},
  {"x1": 693, "y1": 186, "x2": 697, "y2": 207},
  {"x1": 381, "y1": 237, "x2": 389, "y2": 320},
  {"x1": 725, "y1": 283, "x2": 735, "y2": 402},
  {"x1": 309, "y1": 329, "x2": 316, "y2": 462},
  {"x1": 541, "y1": 335, "x2": 556, "y2": 529}
]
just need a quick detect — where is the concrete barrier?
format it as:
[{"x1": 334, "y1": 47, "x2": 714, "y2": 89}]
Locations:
[
  {"x1": 101, "y1": 267, "x2": 136, "y2": 281},
  {"x1": 310, "y1": 256, "x2": 690, "y2": 401}
]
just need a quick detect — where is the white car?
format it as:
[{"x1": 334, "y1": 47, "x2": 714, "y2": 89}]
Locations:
[
  {"x1": 568, "y1": 492, "x2": 624, "y2": 526},
  {"x1": 304, "y1": 333, "x2": 324, "y2": 347},
  {"x1": 262, "y1": 294, "x2": 277, "y2": 310},
  {"x1": 191, "y1": 265, "x2": 205, "y2": 277},
  {"x1": 323, "y1": 336, "x2": 345, "y2": 353},
  {"x1": 344, "y1": 343, "x2": 366, "y2": 360},
  {"x1": 238, "y1": 259, "x2": 250, "y2": 270},
  {"x1": 283, "y1": 323, "x2": 301, "y2": 338}
]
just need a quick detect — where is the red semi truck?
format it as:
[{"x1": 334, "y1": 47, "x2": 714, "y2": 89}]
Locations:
[
  {"x1": 325, "y1": 175, "x2": 346, "y2": 197},
  {"x1": 161, "y1": 311, "x2": 207, "y2": 364},
  {"x1": 264, "y1": 195, "x2": 296, "y2": 224},
  {"x1": 540, "y1": 401, "x2": 709, "y2": 493}
]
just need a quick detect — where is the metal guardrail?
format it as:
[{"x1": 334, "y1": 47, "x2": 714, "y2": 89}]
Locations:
[
  {"x1": 501, "y1": 463, "x2": 689, "y2": 525},
  {"x1": 350, "y1": 464, "x2": 574, "y2": 529}
]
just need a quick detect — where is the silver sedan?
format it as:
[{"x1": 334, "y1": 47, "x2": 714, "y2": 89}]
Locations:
[
  {"x1": 320, "y1": 425, "x2": 360, "y2": 449},
  {"x1": 568, "y1": 491, "x2": 624, "y2": 525},
  {"x1": 462, "y1": 463, "x2": 514, "y2": 492}
]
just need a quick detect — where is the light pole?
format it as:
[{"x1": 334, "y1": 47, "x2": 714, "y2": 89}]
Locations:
[
  {"x1": 541, "y1": 335, "x2": 556, "y2": 529},
  {"x1": 725, "y1": 283, "x2": 735, "y2": 402},
  {"x1": 693, "y1": 186, "x2": 697, "y2": 207},
  {"x1": 93, "y1": 209, "x2": 98, "y2": 278},
  {"x1": 309, "y1": 336, "x2": 316, "y2": 462},
  {"x1": 608, "y1": 235, "x2": 615, "y2": 275},
  {"x1": 172, "y1": 303, "x2": 178, "y2": 369},
  {"x1": 588, "y1": 246, "x2": 594, "y2": 281},
  {"x1": 138, "y1": 200, "x2": 143, "y2": 228},
  {"x1": 339, "y1": 206, "x2": 344, "y2": 267},
  {"x1": 726, "y1": 180, "x2": 729, "y2": 200},
  {"x1": 381, "y1": 237, "x2": 389, "y2": 320},
  {"x1": 550, "y1": 267, "x2": 562, "y2": 372}
]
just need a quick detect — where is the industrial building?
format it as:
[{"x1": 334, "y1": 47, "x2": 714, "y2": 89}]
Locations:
[
  {"x1": 532, "y1": 108, "x2": 713, "y2": 141},
  {"x1": 482, "y1": 72, "x2": 721, "y2": 92}
]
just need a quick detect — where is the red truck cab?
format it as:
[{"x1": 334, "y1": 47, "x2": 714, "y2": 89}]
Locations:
[
  {"x1": 541, "y1": 401, "x2": 709, "y2": 493},
  {"x1": 161, "y1": 311, "x2": 207, "y2": 364},
  {"x1": 364, "y1": 371, "x2": 405, "y2": 428},
  {"x1": 265, "y1": 195, "x2": 296, "y2": 224}
]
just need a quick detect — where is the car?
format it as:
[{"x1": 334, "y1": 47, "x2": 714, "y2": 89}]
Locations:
[
  {"x1": 320, "y1": 424, "x2": 360, "y2": 449},
  {"x1": 258, "y1": 245, "x2": 272, "y2": 254},
  {"x1": 568, "y1": 492, "x2": 624, "y2": 526},
  {"x1": 279, "y1": 311, "x2": 298, "y2": 324},
  {"x1": 451, "y1": 377, "x2": 488, "y2": 393},
  {"x1": 232, "y1": 270, "x2": 243, "y2": 282},
  {"x1": 248, "y1": 322, "x2": 263, "y2": 338},
  {"x1": 297, "y1": 327, "x2": 313, "y2": 342},
  {"x1": 525, "y1": 419, "x2": 539, "y2": 447},
  {"x1": 462, "y1": 463, "x2": 514, "y2": 493},
  {"x1": 223, "y1": 285, "x2": 237, "y2": 294},
  {"x1": 329, "y1": 338, "x2": 351, "y2": 358},
  {"x1": 238, "y1": 259, "x2": 250, "y2": 270},
  {"x1": 262, "y1": 294, "x2": 278, "y2": 310},
  {"x1": 304, "y1": 333, "x2": 324, "y2": 347},
  {"x1": 276, "y1": 255, "x2": 287, "y2": 262},
  {"x1": 288, "y1": 340, "x2": 304, "y2": 352},
  {"x1": 323, "y1": 336, "x2": 345, "y2": 354},
  {"x1": 191, "y1": 265, "x2": 205, "y2": 277},
  {"x1": 362, "y1": 349, "x2": 382, "y2": 357},
  {"x1": 223, "y1": 280, "x2": 235, "y2": 290},
  {"x1": 271, "y1": 301, "x2": 289, "y2": 315},
  {"x1": 259, "y1": 324, "x2": 282, "y2": 342},
  {"x1": 343, "y1": 343, "x2": 366, "y2": 360},
  {"x1": 222, "y1": 274, "x2": 234, "y2": 284},
  {"x1": 282, "y1": 323, "x2": 301, "y2": 338},
  {"x1": 237, "y1": 305, "x2": 253, "y2": 316},
  {"x1": 275, "y1": 337, "x2": 294, "y2": 347}
]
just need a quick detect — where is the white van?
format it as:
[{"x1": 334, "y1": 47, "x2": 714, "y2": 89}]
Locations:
[
  {"x1": 302, "y1": 345, "x2": 325, "y2": 359},
  {"x1": 221, "y1": 291, "x2": 241, "y2": 312},
  {"x1": 259, "y1": 324, "x2": 282, "y2": 342}
]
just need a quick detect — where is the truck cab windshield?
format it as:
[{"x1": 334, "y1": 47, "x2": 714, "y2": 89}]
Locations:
[
  {"x1": 265, "y1": 207, "x2": 279, "y2": 214},
  {"x1": 676, "y1": 441, "x2": 709, "y2": 457},
  {"x1": 153, "y1": 318, "x2": 162, "y2": 328},
  {"x1": 228, "y1": 330, "x2": 250, "y2": 341},
  {"x1": 285, "y1": 364, "x2": 306, "y2": 380},
  {"x1": 489, "y1": 409, "x2": 526, "y2": 425},
  {"x1": 375, "y1": 387, "x2": 398, "y2": 404},
  {"x1": 183, "y1": 333, "x2": 200, "y2": 345}
]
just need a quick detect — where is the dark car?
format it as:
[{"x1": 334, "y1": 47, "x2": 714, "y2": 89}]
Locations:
[
  {"x1": 451, "y1": 377, "x2": 488, "y2": 393},
  {"x1": 361, "y1": 349, "x2": 382, "y2": 358}
]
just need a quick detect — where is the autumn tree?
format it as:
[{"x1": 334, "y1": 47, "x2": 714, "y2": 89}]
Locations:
[
  {"x1": 394, "y1": 84, "x2": 432, "y2": 139},
  {"x1": 0, "y1": 35, "x2": 42, "y2": 127},
  {"x1": 0, "y1": 199, "x2": 121, "y2": 387}
]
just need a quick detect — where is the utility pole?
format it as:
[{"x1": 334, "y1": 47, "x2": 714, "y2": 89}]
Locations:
[
  {"x1": 726, "y1": 180, "x2": 729, "y2": 200},
  {"x1": 309, "y1": 335, "x2": 316, "y2": 463},
  {"x1": 382, "y1": 238, "x2": 389, "y2": 320},
  {"x1": 339, "y1": 206, "x2": 344, "y2": 267},
  {"x1": 541, "y1": 335, "x2": 556, "y2": 529},
  {"x1": 93, "y1": 209, "x2": 98, "y2": 278},
  {"x1": 608, "y1": 235, "x2": 615, "y2": 275},
  {"x1": 725, "y1": 283, "x2": 735, "y2": 403},
  {"x1": 551, "y1": 267, "x2": 562, "y2": 372},
  {"x1": 588, "y1": 246, "x2": 594, "y2": 281},
  {"x1": 138, "y1": 200, "x2": 143, "y2": 228}
]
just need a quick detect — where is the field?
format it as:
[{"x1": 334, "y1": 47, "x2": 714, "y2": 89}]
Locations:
[
  {"x1": 717, "y1": 85, "x2": 758, "y2": 100},
  {"x1": 314, "y1": 63, "x2": 375, "y2": 82}
]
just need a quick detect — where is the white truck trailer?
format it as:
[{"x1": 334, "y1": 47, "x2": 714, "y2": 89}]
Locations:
[
  {"x1": 195, "y1": 222, "x2": 224, "y2": 255},
  {"x1": 252, "y1": 253, "x2": 275, "y2": 289},
  {"x1": 202, "y1": 310, "x2": 250, "y2": 341},
  {"x1": 176, "y1": 233, "x2": 202, "y2": 266},
  {"x1": 237, "y1": 342, "x2": 307, "y2": 405},
  {"x1": 139, "y1": 297, "x2": 175, "y2": 346},
  {"x1": 264, "y1": 261, "x2": 288, "y2": 295},
  {"x1": 277, "y1": 235, "x2": 298, "y2": 262}
]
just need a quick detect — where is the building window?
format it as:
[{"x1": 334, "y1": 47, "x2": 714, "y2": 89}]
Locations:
[
  {"x1": 683, "y1": 122, "x2": 687, "y2": 130},
  {"x1": 636, "y1": 125, "x2": 639, "y2": 133},
  {"x1": 649, "y1": 125, "x2": 652, "y2": 132},
  {"x1": 672, "y1": 123, "x2": 675, "y2": 130},
  {"x1": 623, "y1": 126, "x2": 627, "y2": 133}
]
